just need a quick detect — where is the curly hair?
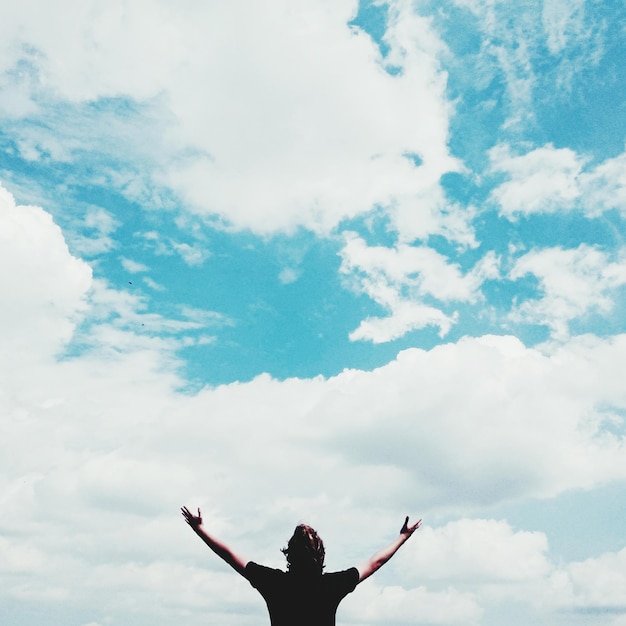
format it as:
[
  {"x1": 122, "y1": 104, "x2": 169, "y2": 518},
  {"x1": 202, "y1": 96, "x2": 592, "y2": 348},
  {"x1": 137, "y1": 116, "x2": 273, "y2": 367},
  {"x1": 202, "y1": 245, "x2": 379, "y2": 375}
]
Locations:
[{"x1": 281, "y1": 524, "x2": 325, "y2": 575}]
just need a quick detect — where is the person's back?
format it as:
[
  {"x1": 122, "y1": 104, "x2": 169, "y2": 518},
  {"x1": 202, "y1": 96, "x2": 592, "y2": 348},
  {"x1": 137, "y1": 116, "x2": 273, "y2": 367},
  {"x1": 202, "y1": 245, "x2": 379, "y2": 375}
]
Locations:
[
  {"x1": 181, "y1": 507, "x2": 421, "y2": 626},
  {"x1": 245, "y1": 563, "x2": 359, "y2": 626}
]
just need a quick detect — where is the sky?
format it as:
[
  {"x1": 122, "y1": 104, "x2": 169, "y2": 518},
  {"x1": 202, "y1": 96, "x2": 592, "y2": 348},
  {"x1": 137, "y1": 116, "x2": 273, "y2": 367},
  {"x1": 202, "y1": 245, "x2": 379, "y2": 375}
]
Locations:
[{"x1": 1, "y1": 0, "x2": 626, "y2": 625}]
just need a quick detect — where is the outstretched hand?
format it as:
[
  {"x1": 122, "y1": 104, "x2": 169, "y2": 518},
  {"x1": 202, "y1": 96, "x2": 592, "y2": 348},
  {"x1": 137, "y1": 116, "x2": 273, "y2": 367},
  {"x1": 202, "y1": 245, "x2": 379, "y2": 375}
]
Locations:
[
  {"x1": 400, "y1": 516, "x2": 422, "y2": 538},
  {"x1": 181, "y1": 506, "x2": 203, "y2": 531}
]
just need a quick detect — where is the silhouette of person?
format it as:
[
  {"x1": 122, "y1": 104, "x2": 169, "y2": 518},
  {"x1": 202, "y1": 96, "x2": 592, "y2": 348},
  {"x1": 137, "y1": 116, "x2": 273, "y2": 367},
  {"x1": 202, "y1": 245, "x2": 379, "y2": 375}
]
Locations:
[{"x1": 181, "y1": 506, "x2": 421, "y2": 626}]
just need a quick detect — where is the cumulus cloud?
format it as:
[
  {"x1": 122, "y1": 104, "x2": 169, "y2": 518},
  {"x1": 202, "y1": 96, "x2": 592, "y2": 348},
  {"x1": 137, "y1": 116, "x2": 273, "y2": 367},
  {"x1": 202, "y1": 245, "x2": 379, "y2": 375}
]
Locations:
[
  {"x1": 159, "y1": 0, "x2": 459, "y2": 237},
  {"x1": 553, "y1": 547, "x2": 626, "y2": 611},
  {"x1": 489, "y1": 143, "x2": 584, "y2": 216},
  {"x1": 1, "y1": 3, "x2": 625, "y2": 625},
  {"x1": 509, "y1": 245, "x2": 626, "y2": 339},
  {"x1": 348, "y1": 300, "x2": 457, "y2": 343},
  {"x1": 343, "y1": 581, "x2": 483, "y2": 625},
  {"x1": 392, "y1": 519, "x2": 626, "y2": 620},
  {"x1": 580, "y1": 151, "x2": 626, "y2": 217},
  {"x1": 0, "y1": 182, "x2": 92, "y2": 359},
  {"x1": 490, "y1": 144, "x2": 626, "y2": 218},
  {"x1": 405, "y1": 519, "x2": 552, "y2": 583},
  {"x1": 0, "y1": 0, "x2": 463, "y2": 240},
  {"x1": 340, "y1": 233, "x2": 499, "y2": 342},
  {"x1": 2, "y1": 190, "x2": 626, "y2": 624}
]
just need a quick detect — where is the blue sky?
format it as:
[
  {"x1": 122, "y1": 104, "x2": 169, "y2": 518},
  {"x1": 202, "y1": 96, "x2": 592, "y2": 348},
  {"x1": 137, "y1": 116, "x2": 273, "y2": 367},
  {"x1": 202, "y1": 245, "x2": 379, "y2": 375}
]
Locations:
[{"x1": 1, "y1": 1, "x2": 626, "y2": 625}]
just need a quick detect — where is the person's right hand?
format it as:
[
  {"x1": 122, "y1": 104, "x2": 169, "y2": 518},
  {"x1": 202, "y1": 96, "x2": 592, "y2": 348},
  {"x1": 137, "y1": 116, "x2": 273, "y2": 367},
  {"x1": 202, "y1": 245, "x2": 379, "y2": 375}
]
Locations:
[
  {"x1": 400, "y1": 516, "x2": 421, "y2": 538},
  {"x1": 181, "y1": 506, "x2": 203, "y2": 531}
]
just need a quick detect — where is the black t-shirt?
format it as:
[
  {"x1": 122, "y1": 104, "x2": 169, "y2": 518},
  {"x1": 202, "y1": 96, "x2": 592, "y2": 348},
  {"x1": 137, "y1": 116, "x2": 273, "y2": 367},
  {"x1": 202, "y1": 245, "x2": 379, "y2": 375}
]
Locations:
[{"x1": 245, "y1": 562, "x2": 359, "y2": 626}]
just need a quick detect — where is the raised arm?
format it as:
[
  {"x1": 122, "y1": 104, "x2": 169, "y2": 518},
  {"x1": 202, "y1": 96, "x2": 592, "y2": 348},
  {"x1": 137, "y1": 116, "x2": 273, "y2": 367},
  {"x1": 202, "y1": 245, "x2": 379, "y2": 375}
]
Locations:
[
  {"x1": 181, "y1": 506, "x2": 249, "y2": 576},
  {"x1": 356, "y1": 516, "x2": 421, "y2": 583}
]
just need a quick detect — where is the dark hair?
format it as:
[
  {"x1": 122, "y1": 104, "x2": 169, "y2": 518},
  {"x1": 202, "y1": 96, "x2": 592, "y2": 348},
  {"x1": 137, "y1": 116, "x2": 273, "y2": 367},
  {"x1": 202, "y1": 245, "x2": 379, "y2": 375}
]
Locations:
[{"x1": 281, "y1": 524, "x2": 325, "y2": 575}]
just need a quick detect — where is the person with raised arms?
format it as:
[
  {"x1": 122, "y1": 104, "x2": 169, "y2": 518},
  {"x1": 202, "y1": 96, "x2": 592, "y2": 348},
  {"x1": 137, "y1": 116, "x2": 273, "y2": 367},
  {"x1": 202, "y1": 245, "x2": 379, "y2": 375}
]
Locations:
[{"x1": 181, "y1": 506, "x2": 421, "y2": 626}]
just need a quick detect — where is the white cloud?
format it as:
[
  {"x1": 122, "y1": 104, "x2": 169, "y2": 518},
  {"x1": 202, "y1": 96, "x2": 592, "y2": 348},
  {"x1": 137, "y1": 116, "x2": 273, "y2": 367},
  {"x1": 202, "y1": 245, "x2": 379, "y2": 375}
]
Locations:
[
  {"x1": 580, "y1": 151, "x2": 626, "y2": 217},
  {"x1": 404, "y1": 519, "x2": 552, "y2": 583},
  {"x1": 509, "y1": 245, "x2": 626, "y2": 339},
  {"x1": 0, "y1": 182, "x2": 92, "y2": 359},
  {"x1": 0, "y1": 0, "x2": 462, "y2": 240},
  {"x1": 449, "y1": 0, "x2": 538, "y2": 127},
  {"x1": 0, "y1": 183, "x2": 225, "y2": 396},
  {"x1": 0, "y1": 1, "x2": 187, "y2": 102},
  {"x1": 341, "y1": 234, "x2": 499, "y2": 302},
  {"x1": 340, "y1": 233, "x2": 499, "y2": 342},
  {"x1": 64, "y1": 205, "x2": 121, "y2": 257},
  {"x1": 2, "y1": 189, "x2": 626, "y2": 625},
  {"x1": 0, "y1": 4, "x2": 624, "y2": 626},
  {"x1": 542, "y1": 0, "x2": 586, "y2": 55},
  {"x1": 78, "y1": 280, "x2": 228, "y2": 352},
  {"x1": 138, "y1": 231, "x2": 210, "y2": 267},
  {"x1": 489, "y1": 143, "x2": 584, "y2": 217},
  {"x1": 392, "y1": 521, "x2": 626, "y2": 621},
  {"x1": 554, "y1": 547, "x2": 626, "y2": 610},
  {"x1": 178, "y1": 305, "x2": 228, "y2": 328},
  {"x1": 278, "y1": 267, "x2": 299, "y2": 285},
  {"x1": 142, "y1": 276, "x2": 165, "y2": 291},
  {"x1": 171, "y1": 241, "x2": 209, "y2": 267},
  {"x1": 26, "y1": 332, "x2": 621, "y2": 525},
  {"x1": 450, "y1": 0, "x2": 607, "y2": 125},
  {"x1": 343, "y1": 582, "x2": 483, "y2": 625},
  {"x1": 349, "y1": 300, "x2": 456, "y2": 343},
  {"x1": 121, "y1": 257, "x2": 149, "y2": 273},
  {"x1": 159, "y1": 0, "x2": 459, "y2": 237},
  {"x1": 490, "y1": 144, "x2": 626, "y2": 219}
]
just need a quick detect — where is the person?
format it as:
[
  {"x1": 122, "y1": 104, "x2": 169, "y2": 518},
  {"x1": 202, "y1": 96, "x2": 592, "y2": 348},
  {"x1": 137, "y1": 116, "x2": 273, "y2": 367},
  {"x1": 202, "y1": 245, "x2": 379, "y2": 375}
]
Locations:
[{"x1": 181, "y1": 506, "x2": 421, "y2": 626}]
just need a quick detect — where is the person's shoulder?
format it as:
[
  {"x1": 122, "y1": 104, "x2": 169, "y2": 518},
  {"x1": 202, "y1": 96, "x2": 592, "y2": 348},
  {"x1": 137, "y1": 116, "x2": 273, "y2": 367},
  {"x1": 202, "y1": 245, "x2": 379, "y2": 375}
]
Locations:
[
  {"x1": 245, "y1": 562, "x2": 285, "y2": 580},
  {"x1": 323, "y1": 567, "x2": 359, "y2": 584},
  {"x1": 322, "y1": 567, "x2": 360, "y2": 594},
  {"x1": 324, "y1": 567, "x2": 359, "y2": 578},
  {"x1": 245, "y1": 562, "x2": 286, "y2": 590}
]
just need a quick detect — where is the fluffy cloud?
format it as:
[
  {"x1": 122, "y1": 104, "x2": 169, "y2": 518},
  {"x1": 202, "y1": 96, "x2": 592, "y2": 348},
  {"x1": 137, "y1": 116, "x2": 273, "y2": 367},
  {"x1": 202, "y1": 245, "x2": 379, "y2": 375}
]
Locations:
[
  {"x1": 489, "y1": 144, "x2": 584, "y2": 216},
  {"x1": 160, "y1": 0, "x2": 458, "y2": 237},
  {"x1": 348, "y1": 300, "x2": 457, "y2": 343},
  {"x1": 490, "y1": 144, "x2": 626, "y2": 218},
  {"x1": 405, "y1": 519, "x2": 551, "y2": 583},
  {"x1": 343, "y1": 582, "x2": 483, "y2": 625},
  {"x1": 392, "y1": 520, "x2": 626, "y2": 621},
  {"x1": 509, "y1": 244, "x2": 626, "y2": 339},
  {"x1": 1, "y1": 3, "x2": 625, "y2": 625},
  {"x1": 340, "y1": 233, "x2": 499, "y2": 342},
  {"x1": 1, "y1": 191, "x2": 626, "y2": 625},
  {"x1": 0, "y1": 0, "x2": 461, "y2": 239},
  {"x1": 0, "y1": 182, "x2": 92, "y2": 360},
  {"x1": 553, "y1": 547, "x2": 626, "y2": 610},
  {"x1": 580, "y1": 152, "x2": 626, "y2": 217}
]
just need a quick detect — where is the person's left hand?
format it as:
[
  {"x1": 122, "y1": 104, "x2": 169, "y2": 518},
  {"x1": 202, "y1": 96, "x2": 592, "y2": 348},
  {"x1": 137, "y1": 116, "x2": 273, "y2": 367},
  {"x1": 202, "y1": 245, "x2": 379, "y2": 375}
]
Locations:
[{"x1": 181, "y1": 506, "x2": 203, "y2": 531}]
